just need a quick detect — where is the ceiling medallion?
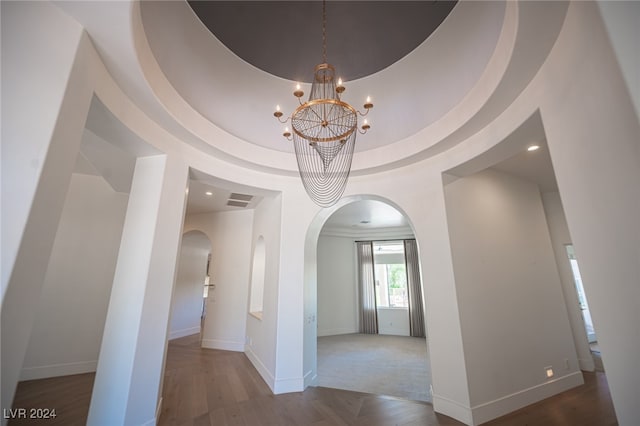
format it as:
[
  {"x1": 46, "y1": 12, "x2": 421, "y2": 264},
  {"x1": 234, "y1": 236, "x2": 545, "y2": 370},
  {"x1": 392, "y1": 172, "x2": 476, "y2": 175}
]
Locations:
[{"x1": 273, "y1": 0, "x2": 374, "y2": 208}]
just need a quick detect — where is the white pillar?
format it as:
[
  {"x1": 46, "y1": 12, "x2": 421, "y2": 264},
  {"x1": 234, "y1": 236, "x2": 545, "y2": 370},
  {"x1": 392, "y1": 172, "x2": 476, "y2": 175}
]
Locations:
[
  {"x1": 87, "y1": 154, "x2": 188, "y2": 426},
  {"x1": 1, "y1": 2, "x2": 91, "y2": 416},
  {"x1": 411, "y1": 177, "x2": 473, "y2": 424},
  {"x1": 541, "y1": 3, "x2": 640, "y2": 424}
]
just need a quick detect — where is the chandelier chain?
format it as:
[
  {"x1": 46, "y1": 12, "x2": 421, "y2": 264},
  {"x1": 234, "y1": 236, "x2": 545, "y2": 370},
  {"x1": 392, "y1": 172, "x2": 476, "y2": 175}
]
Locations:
[
  {"x1": 322, "y1": 0, "x2": 327, "y2": 64},
  {"x1": 272, "y1": 0, "x2": 374, "y2": 207}
]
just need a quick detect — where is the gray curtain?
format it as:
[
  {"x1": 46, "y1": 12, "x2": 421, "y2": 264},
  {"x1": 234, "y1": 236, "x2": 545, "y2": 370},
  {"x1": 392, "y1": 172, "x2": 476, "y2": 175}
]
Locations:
[
  {"x1": 356, "y1": 241, "x2": 378, "y2": 334},
  {"x1": 404, "y1": 239, "x2": 425, "y2": 337}
]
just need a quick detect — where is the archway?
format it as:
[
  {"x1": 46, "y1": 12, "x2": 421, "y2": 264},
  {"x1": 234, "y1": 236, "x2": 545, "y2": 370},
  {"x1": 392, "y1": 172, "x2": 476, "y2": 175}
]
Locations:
[{"x1": 303, "y1": 195, "x2": 431, "y2": 401}]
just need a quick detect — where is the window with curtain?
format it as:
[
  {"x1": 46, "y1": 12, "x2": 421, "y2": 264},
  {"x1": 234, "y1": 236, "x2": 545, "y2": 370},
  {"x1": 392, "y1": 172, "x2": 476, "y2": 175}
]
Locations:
[
  {"x1": 356, "y1": 239, "x2": 425, "y2": 337},
  {"x1": 356, "y1": 241, "x2": 378, "y2": 334}
]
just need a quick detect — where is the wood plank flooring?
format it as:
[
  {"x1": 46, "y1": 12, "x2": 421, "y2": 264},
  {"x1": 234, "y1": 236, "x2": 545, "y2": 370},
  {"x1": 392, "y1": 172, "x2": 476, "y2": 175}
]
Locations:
[
  {"x1": 10, "y1": 334, "x2": 617, "y2": 425},
  {"x1": 10, "y1": 372, "x2": 94, "y2": 425}
]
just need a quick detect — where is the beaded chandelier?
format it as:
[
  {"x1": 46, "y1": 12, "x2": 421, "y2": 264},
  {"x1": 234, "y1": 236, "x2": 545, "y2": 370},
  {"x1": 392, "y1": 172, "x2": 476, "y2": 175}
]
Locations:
[{"x1": 273, "y1": 0, "x2": 374, "y2": 207}]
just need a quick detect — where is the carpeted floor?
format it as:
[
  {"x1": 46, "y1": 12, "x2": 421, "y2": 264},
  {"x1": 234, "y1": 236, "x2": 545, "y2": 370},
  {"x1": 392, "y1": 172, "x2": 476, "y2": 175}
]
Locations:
[{"x1": 317, "y1": 333, "x2": 432, "y2": 402}]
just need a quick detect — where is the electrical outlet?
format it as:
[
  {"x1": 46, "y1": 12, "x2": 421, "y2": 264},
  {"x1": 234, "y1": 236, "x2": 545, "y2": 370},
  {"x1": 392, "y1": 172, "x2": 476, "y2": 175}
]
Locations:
[{"x1": 564, "y1": 358, "x2": 570, "y2": 370}]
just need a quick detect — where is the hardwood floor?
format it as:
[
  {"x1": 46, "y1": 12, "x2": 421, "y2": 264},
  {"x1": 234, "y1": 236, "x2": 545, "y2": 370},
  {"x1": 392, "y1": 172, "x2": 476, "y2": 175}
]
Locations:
[
  {"x1": 10, "y1": 372, "x2": 94, "y2": 425},
  {"x1": 10, "y1": 334, "x2": 617, "y2": 425},
  {"x1": 159, "y1": 335, "x2": 457, "y2": 426}
]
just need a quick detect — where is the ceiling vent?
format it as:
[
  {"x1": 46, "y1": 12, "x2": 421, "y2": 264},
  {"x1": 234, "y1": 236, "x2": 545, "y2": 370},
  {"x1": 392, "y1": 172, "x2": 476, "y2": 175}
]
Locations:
[
  {"x1": 229, "y1": 193, "x2": 253, "y2": 202},
  {"x1": 227, "y1": 200, "x2": 249, "y2": 208}
]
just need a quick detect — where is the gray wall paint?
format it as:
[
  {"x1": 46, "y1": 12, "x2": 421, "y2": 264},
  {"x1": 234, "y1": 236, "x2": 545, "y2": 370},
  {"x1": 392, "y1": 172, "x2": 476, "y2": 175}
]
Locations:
[{"x1": 444, "y1": 169, "x2": 580, "y2": 408}]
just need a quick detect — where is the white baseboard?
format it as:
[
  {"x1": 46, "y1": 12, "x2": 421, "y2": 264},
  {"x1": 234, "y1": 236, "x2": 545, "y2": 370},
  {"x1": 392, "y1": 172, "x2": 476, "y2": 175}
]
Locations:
[
  {"x1": 140, "y1": 417, "x2": 155, "y2": 426},
  {"x1": 317, "y1": 327, "x2": 357, "y2": 337},
  {"x1": 201, "y1": 338, "x2": 244, "y2": 352},
  {"x1": 169, "y1": 326, "x2": 200, "y2": 340},
  {"x1": 155, "y1": 397, "x2": 163, "y2": 424},
  {"x1": 432, "y1": 394, "x2": 473, "y2": 425},
  {"x1": 578, "y1": 356, "x2": 595, "y2": 372},
  {"x1": 20, "y1": 360, "x2": 97, "y2": 381},
  {"x1": 470, "y1": 371, "x2": 584, "y2": 425},
  {"x1": 303, "y1": 369, "x2": 318, "y2": 388},
  {"x1": 245, "y1": 346, "x2": 275, "y2": 392},
  {"x1": 274, "y1": 376, "x2": 304, "y2": 394}
]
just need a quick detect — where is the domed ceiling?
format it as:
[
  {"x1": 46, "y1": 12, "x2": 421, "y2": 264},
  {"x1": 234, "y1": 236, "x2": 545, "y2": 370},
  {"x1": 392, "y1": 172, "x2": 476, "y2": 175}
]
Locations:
[
  {"x1": 188, "y1": 1, "x2": 457, "y2": 82},
  {"x1": 140, "y1": 0, "x2": 506, "y2": 158}
]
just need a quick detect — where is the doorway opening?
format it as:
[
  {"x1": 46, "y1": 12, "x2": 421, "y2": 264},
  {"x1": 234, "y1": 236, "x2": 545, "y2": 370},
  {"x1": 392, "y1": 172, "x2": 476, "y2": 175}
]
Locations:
[
  {"x1": 565, "y1": 244, "x2": 602, "y2": 372},
  {"x1": 313, "y1": 198, "x2": 431, "y2": 402},
  {"x1": 168, "y1": 230, "x2": 212, "y2": 343}
]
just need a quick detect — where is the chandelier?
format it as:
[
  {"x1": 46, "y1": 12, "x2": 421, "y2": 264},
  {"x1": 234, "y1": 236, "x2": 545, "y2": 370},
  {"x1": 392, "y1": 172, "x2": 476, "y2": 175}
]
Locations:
[{"x1": 273, "y1": 0, "x2": 374, "y2": 207}]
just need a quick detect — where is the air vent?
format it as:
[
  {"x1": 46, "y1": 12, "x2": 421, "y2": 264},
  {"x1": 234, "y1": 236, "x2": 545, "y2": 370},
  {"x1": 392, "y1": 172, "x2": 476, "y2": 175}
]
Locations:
[
  {"x1": 227, "y1": 200, "x2": 249, "y2": 208},
  {"x1": 229, "y1": 193, "x2": 253, "y2": 202}
]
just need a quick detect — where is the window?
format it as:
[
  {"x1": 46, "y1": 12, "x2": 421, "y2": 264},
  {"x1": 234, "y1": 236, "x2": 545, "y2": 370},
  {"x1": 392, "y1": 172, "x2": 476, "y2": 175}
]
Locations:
[{"x1": 373, "y1": 241, "x2": 408, "y2": 308}]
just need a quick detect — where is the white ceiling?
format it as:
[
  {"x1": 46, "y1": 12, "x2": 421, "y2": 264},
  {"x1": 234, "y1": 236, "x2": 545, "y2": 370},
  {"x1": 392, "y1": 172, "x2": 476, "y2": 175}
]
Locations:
[
  {"x1": 321, "y1": 200, "x2": 410, "y2": 233},
  {"x1": 64, "y1": 1, "x2": 563, "y2": 216},
  {"x1": 140, "y1": 0, "x2": 506, "y2": 154},
  {"x1": 491, "y1": 141, "x2": 558, "y2": 193},
  {"x1": 186, "y1": 180, "x2": 263, "y2": 215}
]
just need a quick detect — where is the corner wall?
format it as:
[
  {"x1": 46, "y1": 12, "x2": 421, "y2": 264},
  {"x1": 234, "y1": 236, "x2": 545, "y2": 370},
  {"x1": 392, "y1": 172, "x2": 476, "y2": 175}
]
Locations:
[
  {"x1": 444, "y1": 169, "x2": 582, "y2": 424},
  {"x1": 541, "y1": 192, "x2": 594, "y2": 372},
  {"x1": 317, "y1": 235, "x2": 358, "y2": 336},
  {"x1": 20, "y1": 173, "x2": 128, "y2": 380}
]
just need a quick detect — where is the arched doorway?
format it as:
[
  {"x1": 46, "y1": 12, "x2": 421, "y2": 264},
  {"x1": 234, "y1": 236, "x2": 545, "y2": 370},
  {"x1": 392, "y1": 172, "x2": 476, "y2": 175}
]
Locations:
[{"x1": 303, "y1": 195, "x2": 432, "y2": 401}]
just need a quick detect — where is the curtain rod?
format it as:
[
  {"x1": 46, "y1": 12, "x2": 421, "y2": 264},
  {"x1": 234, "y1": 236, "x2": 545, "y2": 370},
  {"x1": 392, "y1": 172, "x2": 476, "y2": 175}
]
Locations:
[{"x1": 354, "y1": 238, "x2": 416, "y2": 243}]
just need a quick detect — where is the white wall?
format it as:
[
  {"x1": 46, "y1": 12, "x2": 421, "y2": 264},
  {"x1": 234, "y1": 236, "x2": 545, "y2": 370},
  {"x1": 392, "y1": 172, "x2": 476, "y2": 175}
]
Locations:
[
  {"x1": 317, "y1": 235, "x2": 358, "y2": 336},
  {"x1": 444, "y1": 169, "x2": 582, "y2": 423},
  {"x1": 20, "y1": 173, "x2": 128, "y2": 380},
  {"x1": 317, "y1": 234, "x2": 413, "y2": 337},
  {"x1": 541, "y1": 192, "x2": 594, "y2": 372},
  {"x1": 1, "y1": 2, "x2": 92, "y2": 413},
  {"x1": 597, "y1": 1, "x2": 640, "y2": 122},
  {"x1": 538, "y1": 4, "x2": 640, "y2": 424},
  {"x1": 169, "y1": 231, "x2": 210, "y2": 340},
  {"x1": 377, "y1": 308, "x2": 410, "y2": 336},
  {"x1": 184, "y1": 209, "x2": 253, "y2": 352},
  {"x1": 245, "y1": 195, "x2": 282, "y2": 391}
]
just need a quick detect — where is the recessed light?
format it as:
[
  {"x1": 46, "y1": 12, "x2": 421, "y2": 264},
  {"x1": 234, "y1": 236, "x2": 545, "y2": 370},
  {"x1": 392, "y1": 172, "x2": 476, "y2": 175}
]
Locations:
[
  {"x1": 545, "y1": 366, "x2": 554, "y2": 378},
  {"x1": 527, "y1": 145, "x2": 540, "y2": 152},
  {"x1": 205, "y1": 191, "x2": 213, "y2": 196}
]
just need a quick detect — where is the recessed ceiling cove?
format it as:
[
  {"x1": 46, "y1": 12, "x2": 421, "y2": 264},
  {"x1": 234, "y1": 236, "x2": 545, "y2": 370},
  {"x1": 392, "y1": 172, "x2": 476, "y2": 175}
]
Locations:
[{"x1": 188, "y1": 1, "x2": 457, "y2": 82}]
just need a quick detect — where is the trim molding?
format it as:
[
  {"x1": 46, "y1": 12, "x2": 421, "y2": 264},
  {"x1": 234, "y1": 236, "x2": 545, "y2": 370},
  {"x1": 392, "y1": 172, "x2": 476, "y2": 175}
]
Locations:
[
  {"x1": 20, "y1": 360, "x2": 97, "y2": 381},
  {"x1": 245, "y1": 346, "x2": 276, "y2": 392},
  {"x1": 578, "y1": 356, "x2": 596, "y2": 372},
  {"x1": 317, "y1": 327, "x2": 357, "y2": 337},
  {"x1": 470, "y1": 371, "x2": 584, "y2": 425},
  {"x1": 201, "y1": 338, "x2": 244, "y2": 352},
  {"x1": 432, "y1": 393, "x2": 473, "y2": 425},
  {"x1": 169, "y1": 326, "x2": 201, "y2": 340},
  {"x1": 320, "y1": 226, "x2": 414, "y2": 239},
  {"x1": 274, "y1": 376, "x2": 304, "y2": 394},
  {"x1": 154, "y1": 397, "x2": 163, "y2": 426},
  {"x1": 303, "y1": 369, "x2": 318, "y2": 388}
]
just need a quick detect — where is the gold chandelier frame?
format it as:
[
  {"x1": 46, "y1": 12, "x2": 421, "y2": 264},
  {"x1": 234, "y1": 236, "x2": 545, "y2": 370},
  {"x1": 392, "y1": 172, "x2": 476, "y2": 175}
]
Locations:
[{"x1": 272, "y1": 1, "x2": 375, "y2": 207}]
